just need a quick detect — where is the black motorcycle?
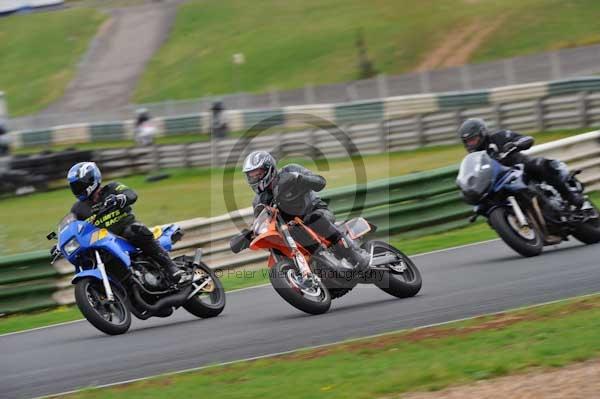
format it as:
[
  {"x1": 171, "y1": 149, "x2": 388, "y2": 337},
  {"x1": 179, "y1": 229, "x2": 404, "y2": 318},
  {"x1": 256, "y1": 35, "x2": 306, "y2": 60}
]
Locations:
[{"x1": 457, "y1": 149, "x2": 600, "y2": 257}]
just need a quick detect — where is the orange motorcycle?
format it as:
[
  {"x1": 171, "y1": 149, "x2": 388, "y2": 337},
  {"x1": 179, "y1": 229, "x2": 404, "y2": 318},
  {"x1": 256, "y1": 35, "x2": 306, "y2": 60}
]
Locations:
[{"x1": 231, "y1": 205, "x2": 422, "y2": 314}]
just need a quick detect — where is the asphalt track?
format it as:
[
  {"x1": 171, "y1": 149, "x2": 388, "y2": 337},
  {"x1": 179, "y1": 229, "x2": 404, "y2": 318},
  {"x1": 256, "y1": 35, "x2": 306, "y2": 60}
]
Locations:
[{"x1": 2, "y1": 239, "x2": 600, "y2": 399}]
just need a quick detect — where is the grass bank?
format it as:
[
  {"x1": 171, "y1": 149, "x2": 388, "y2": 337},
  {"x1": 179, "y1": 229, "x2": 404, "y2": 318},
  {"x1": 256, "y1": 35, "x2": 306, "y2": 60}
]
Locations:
[
  {"x1": 62, "y1": 293, "x2": 600, "y2": 398},
  {"x1": 136, "y1": 0, "x2": 600, "y2": 102},
  {"x1": 0, "y1": 8, "x2": 105, "y2": 116}
]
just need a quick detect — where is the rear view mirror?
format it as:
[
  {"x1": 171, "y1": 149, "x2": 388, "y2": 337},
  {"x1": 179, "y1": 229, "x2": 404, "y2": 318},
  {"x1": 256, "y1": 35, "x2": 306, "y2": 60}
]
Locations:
[{"x1": 46, "y1": 232, "x2": 57, "y2": 241}]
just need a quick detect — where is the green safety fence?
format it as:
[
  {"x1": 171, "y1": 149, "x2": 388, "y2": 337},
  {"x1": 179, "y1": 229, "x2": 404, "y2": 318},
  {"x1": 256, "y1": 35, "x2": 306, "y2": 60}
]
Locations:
[
  {"x1": 0, "y1": 250, "x2": 60, "y2": 315},
  {"x1": 0, "y1": 165, "x2": 470, "y2": 315}
]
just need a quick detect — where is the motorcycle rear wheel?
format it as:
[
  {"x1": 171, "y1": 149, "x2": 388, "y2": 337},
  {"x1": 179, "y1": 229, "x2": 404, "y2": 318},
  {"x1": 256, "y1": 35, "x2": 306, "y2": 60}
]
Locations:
[
  {"x1": 363, "y1": 241, "x2": 422, "y2": 298},
  {"x1": 183, "y1": 263, "x2": 226, "y2": 318},
  {"x1": 269, "y1": 260, "x2": 331, "y2": 315},
  {"x1": 74, "y1": 278, "x2": 131, "y2": 335},
  {"x1": 572, "y1": 203, "x2": 600, "y2": 244},
  {"x1": 489, "y1": 207, "x2": 543, "y2": 257}
]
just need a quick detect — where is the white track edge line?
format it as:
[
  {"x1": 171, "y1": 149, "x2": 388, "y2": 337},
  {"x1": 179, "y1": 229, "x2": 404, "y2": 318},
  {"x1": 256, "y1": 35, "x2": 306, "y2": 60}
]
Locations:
[
  {"x1": 1, "y1": 239, "x2": 501, "y2": 338},
  {"x1": 33, "y1": 291, "x2": 600, "y2": 399}
]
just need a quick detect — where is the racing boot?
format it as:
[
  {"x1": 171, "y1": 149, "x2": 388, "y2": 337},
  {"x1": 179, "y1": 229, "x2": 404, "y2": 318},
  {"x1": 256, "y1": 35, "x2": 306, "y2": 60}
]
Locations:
[
  {"x1": 151, "y1": 247, "x2": 192, "y2": 286},
  {"x1": 331, "y1": 236, "x2": 370, "y2": 272}
]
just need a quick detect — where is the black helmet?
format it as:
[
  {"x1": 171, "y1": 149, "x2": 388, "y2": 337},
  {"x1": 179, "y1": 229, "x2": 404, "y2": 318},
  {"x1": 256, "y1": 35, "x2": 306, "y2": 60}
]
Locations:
[
  {"x1": 458, "y1": 118, "x2": 488, "y2": 152},
  {"x1": 242, "y1": 151, "x2": 277, "y2": 193}
]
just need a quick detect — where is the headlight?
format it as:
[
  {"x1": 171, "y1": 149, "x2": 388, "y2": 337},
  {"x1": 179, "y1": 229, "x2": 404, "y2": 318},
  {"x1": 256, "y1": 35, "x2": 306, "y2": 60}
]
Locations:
[
  {"x1": 63, "y1": 238, "x2": 80, "y2": 255},
  {"x1": 254, "y1": 221, "x2": 269, "y2": 236}
]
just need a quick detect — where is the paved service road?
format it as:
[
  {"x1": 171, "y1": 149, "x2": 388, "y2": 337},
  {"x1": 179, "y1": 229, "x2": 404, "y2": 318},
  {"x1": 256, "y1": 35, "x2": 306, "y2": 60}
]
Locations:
[{"x1": 2, "y1": 240, "x2": 600, "y2": 398}]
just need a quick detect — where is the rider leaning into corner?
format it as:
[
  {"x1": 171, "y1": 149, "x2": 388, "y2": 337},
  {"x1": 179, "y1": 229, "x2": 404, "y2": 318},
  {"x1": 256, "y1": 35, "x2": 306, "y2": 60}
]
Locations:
[
  {"x1": 65, "y1": 162, "x2": 191, "y2": 284},
  {"x1": 240, "y1": 151, "x2": 370, "y2": 270},
  {"x1": 458, "y1": 118, "x2": 585, "y2": 209}
]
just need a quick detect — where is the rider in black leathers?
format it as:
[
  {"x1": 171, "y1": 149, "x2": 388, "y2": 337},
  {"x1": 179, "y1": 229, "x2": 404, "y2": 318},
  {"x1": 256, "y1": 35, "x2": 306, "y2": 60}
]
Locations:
[
  {"x1": 458, "y1": 118, "x2": 584, "y2": 208},
  {"x1": 241, "y1": 151, "x2": 369, "y2": 269},
  {"x1": 67, "y1": 162, "x2": 190, "y2": 284}
]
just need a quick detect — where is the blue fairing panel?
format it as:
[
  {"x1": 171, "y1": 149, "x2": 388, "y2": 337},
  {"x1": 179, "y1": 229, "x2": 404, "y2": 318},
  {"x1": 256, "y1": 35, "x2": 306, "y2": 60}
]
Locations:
[{"x1": 71, "y1": 269, "x2": 105, "y2": 284}]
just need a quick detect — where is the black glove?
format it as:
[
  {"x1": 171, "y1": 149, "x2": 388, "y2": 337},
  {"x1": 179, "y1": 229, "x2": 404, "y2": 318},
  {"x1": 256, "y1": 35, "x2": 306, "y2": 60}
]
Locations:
[
  {"x1": 229, "y1": 228, "x2": 252, "y2": 253},
  {"x1": 50, "y1": 244, "x2": 59, "y2": 257},
  {"x1": 103, "y1": 194, "x2": 127, "y2": 209}
]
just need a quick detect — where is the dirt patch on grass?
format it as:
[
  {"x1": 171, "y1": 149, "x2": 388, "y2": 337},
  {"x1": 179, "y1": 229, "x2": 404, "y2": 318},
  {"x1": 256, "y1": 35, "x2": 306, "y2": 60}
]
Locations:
[
  {"x1": 401, "y1": 358, "x2": 600, "y2": 399},
  {"x1": 417, "y1": 15, "x2": 508, "y2": 71},
  {"x1": 281, "y1": 312, "x2": 537, "y2": 362},
  {"x1": 279, "y1": 296, "x2": 600, "y2": 363}
]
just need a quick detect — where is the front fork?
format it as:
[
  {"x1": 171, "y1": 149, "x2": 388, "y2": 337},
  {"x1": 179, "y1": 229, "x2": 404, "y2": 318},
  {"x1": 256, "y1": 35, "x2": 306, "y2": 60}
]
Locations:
[
  {"x1": 95, "y1": 250, "x2": 115, "y2": 302},
  {"x1": 279, "y1": 223, "x2": 312, "y2": 278},
  {"x1": 507, "y1": 195, "x2": 529, "y2": 227}
]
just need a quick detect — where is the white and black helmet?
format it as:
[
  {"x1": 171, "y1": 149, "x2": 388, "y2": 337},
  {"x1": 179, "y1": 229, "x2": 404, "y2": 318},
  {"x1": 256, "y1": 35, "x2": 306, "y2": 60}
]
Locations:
[{"x1": 242, "y1": 151, "x2": 277, "y2": 193}]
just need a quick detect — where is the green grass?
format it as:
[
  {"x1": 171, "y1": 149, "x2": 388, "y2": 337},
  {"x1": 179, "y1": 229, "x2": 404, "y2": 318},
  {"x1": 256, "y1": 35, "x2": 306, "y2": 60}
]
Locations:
[
  {"x1": 0, "y1": 8, "x2": 105, "y2": 116},
  {"x1": 135, "y1": 0, "x2": 600, "y2": 102},
  {"x1": 60, "y1": 294, "x2": 600, "y2": 398},
  {"x1": 0, "y1": 128, "x2": 587, "y2": 255}
]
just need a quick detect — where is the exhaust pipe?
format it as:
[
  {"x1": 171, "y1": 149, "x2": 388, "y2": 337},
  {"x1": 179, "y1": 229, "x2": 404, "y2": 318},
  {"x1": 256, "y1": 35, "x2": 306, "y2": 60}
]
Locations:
[{"x1": 132, "y1": 284, "x2": 193, "y2": 313}]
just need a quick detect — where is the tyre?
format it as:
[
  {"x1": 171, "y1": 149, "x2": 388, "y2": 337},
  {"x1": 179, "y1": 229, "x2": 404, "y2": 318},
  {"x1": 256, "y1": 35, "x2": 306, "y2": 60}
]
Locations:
[
  {"x1": 488, "y1": 206, "x2": 543, "y2": 257},
  {"x1": 329, "y1": 288, "x2": 352, "y2": 299},
  {"x1": 74, "y1": 278, "x2": 131, "y2": 335},
  {"x1": 572, "y1": 203, "x2": 600, "y2": 244},
  {"x1": 183, "y1": 263, "x2": 226, "y2": 318},
  {"x1": 269, "y1": 260, "x2": 331, "y2": 315},
  {"x1": 363, "y1": 241, "x2": 422, "y2": 298}
]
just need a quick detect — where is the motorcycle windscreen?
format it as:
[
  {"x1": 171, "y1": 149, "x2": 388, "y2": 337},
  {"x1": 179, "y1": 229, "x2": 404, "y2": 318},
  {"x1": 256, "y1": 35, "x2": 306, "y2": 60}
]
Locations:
[
  {"x1": 58, "y1": 213, "x2": 77, "y2": 233},
  {"x1": 456, "y1": 151, "x2": 494, "y2": 205}
]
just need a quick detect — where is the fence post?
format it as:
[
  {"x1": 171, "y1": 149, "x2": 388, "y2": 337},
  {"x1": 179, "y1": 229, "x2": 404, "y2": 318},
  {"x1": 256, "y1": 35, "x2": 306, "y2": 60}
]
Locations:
[
  {"x1": 269, "y1": 89, "x2": 280, "y2": 107},
  {"x1": 183, "y1": 143, "x2": 190, "y2": 167},
  {"x1": 503, "y1": 58, "x2": 516, "y2": 85},
  {"x1": 419, "y1": 70, "x2": 431, "y2": 93},
  {"x1": 346, "y1": 83, "x2": 359, "y2": 101},
  {"x1": 0, "y1": 91, "x2": 6, "y2": 119},
  {"x1": 151, "y1": 145, "x2": 160, "y2": 172},
  {"x1": 415, "y1": 114, "x2": 426, "y2": 147},
  {"x1": 535, "y1": 98, "x2": 545, "y2": 132},
  {"x1": 454, "y1": 110, "x2": 463, "y2": 134},
  {"x1": 377, "y1": 74, "x2": 388, "y2": 98},
  {"x1": 493, "y1": 103, "x2": 503, "y2": 131},
  {"x1": 578, "y1": 91, "x2": 589, "y2": 128},
  {"x1": 460, "y1": 65, "x2": 472, "y2": 91},
  {"x1": 304, "y1": 84, "x2": 316, "y2": 104},
  {"x1": 378, "y1": 120, "x2": 388, "y2": 152},
  {"x1": 210, "y1": 137, "x2": 220, "y2": 167},
  {"x1": 550, "y1": 52, "x2": 562, "y2": 80}
]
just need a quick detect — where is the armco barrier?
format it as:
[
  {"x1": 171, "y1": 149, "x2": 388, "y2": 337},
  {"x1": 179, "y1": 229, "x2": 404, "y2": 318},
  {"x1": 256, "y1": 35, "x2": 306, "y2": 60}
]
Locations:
[
  {"x1": 1, "y1": 131, "x2": 600, "y2": 315},
  {"x1": 9, "y1": 77, "x2": 600, "y2": 149}
]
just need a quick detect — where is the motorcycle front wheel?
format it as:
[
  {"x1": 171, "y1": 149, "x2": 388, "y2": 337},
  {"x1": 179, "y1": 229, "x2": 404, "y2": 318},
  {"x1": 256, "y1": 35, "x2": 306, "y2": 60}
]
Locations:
[
  {"x1": 74, "y1": 278, "x2": 131, "y2": 335},
  {"x1": 488, "y1": 206, "x2": 543, "y2": 257},
  {"x1": 269, "y1": 260, "x2": 331, "y2": 315}
]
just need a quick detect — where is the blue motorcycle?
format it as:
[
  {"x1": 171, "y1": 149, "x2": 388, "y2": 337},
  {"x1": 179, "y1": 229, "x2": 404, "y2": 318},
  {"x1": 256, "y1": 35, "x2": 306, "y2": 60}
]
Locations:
[
  {"x1": 48, "y1": 210, "x2": 225, "y2": 335},
  {"x1": 457, "y1": 149, "x2": 600, "y2": 257}
]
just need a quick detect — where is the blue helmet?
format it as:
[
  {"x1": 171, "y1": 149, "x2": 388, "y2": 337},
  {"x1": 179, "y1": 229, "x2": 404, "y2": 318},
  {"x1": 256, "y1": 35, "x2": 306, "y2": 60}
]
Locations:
[{"x1": 67, "y1": 162, "x2": 102, "y2": 200}]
